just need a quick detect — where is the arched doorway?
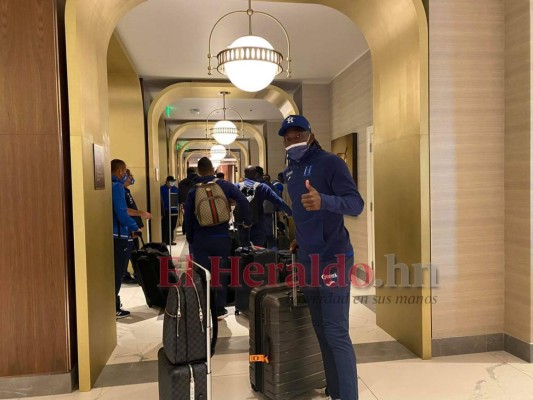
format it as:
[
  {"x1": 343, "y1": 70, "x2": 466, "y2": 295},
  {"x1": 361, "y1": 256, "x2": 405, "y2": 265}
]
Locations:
[
  {"x1": 176, "y1": 140, "x2": 250, "y2": 179},
  {"x1": 169, "y1": 121, "x2": 267, "y2": 177},
  {"x1": 65, "y1": 0, "x2": 429, "y2": 390},
  {"x1": 146, "y1": 82, "x2": 297, "y2": 243}
]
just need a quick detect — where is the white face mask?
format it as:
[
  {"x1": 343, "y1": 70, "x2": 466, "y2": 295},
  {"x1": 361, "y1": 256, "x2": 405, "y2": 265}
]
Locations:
[
  {"x1": 285, "y1": 142, "x2": 308, "y2": 151},
  {"x1": 285, "y1": 136, "x2": 311, "y2": 161}
]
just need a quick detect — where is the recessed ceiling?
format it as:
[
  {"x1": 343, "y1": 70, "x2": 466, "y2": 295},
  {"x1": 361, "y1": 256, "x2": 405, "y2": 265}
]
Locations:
[
  {"x1": 116, "y1": 0, "x2": 368, "y2": 83},
  {"x1": 163, "y1": 97, "x2": 284, "y2": 120}
]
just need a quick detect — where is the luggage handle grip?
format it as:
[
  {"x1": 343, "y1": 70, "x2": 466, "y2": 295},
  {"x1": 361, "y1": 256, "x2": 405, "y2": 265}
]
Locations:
[{"x1": 137, "y1": 231, "x2": 146, "y2": 248}]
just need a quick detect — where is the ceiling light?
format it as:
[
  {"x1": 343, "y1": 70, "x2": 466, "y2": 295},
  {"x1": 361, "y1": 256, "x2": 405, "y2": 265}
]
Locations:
[
  {"x1": 207, "y1": 0, "x2": 292, "y2": 92},
  {"x1": 210, "y1": 144, "x2": 227, "y2": 161},
  {"x1": 206, "y1": 91, "x2": 243, "y2": 145}
]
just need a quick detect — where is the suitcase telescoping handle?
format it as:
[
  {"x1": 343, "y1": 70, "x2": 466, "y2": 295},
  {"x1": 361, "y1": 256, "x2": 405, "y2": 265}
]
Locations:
[
  {"x1": 187, "y1": 260, "x2": 212, "y2": 400},
  {"x1": 291, "y1": 252, "x2": 298, "y2": 307}
]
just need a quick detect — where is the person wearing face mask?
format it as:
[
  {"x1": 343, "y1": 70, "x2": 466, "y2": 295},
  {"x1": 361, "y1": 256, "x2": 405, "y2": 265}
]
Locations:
[
  {"x1": 111, "y1": 159, "x2": 142, "y2": 318},
  {"x1": 122, "y1": 169, "x2": 152, "y2": 284},
  {"x1": 279, "y1": 115, "x2": 364, "y2": 400},
  {"x1": 160, "y1": 176, "x2": 179, "y2": 245}
]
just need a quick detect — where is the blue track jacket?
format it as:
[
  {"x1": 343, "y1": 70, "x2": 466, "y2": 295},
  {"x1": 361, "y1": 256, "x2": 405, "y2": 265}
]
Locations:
[
  {"x1": 184, "y1": 176, "x2": 252, "y2": 244},
  {"x1": 235, "y1": 178, "x2": 292, "y2": 217},
  {"x1": 161, "y1": 184, "x2": 179, "y2": 214},
  {"x1": 285, "y1": 145, "x2": 364, "y2": 262},
  {"x1": 112, "y1": 176, "x2": 139, "y2": 239}
]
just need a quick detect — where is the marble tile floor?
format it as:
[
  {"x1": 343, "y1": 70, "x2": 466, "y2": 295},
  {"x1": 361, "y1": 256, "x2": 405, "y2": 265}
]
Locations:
[{"x1": 10, "y1": 351, "x2": 533, "y2": 399}]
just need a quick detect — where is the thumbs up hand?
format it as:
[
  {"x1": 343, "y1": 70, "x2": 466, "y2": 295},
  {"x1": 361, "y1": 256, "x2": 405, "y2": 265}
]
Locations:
[{"x1": 301, "y1": 180, "x2": 322, "y2": 211}]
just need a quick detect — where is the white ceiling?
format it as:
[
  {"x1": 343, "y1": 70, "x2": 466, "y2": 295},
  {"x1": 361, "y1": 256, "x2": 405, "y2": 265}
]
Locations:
[
  {"x1": 116, "y1": 0, "x2": 368, "y2": 82},
  {"x1": 116, "y1": 0, "x2": 369, "y2": 121}
]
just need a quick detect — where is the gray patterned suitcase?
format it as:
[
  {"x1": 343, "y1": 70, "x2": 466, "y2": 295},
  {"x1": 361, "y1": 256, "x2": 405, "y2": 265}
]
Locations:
[
  {"x1": 159, "y1": 260, "x2": 212, "y2": 400},
  {"x1": 163, "y1": 268, "x2": 208, "y2": 364},
  {"x1": 158, "y1": 348, "x2": 207, "y2": 400}
]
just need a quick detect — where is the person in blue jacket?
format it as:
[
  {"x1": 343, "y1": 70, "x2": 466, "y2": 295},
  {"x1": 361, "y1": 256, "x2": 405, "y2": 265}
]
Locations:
[
  {"x1": 183, "y1": 157, "x2": 252, "y2": 320},
  {"x1": 272, "y1": 172, "x2": 285, "y2": 195},
  {"x1": 161, "y1": 176, "x2": 179, "y2": 245},
  {"x1": 235, "y1": 166, "x2": 292, "y2": 247},
  {"x1": 111, "y1": 159, "x2": 141, "y2": 319},
  {"x1": 279, "y1": 115, "x2": 364, "y2": 400}
]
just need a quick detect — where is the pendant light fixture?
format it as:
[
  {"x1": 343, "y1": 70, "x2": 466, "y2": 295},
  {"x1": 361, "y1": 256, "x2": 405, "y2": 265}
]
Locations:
[
  {"x1": 206, "y1": 91, "x2": 243, "y2": 146},
  {"x1": 207, "y1": 0, "x2": 292, "y2": 92},
  {"x1": 210, "y1": 144, "x2": 227, "y2": 161}
]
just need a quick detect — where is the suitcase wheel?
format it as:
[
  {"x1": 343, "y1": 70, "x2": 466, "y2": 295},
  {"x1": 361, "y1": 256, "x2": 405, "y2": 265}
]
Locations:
[
  {"x1": 235, "y1": 309, "x2": 240, "y2": 316},
  {"x1": 251, "y1": 384, "x2": 258, "y2": 392}
]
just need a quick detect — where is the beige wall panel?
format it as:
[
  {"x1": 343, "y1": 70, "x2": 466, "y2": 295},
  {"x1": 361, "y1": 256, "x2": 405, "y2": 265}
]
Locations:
[
  {"x1": 302, "y1": 84, "x2": 332, "y2": 152},
  {"x1": 159, "y1": 117, "x2": 169, "y2": 179},
  {"x1": 429, "y1": 0, "x2": 505, "y2": 339},
  {"x1": 331, "y1": 51, "x2": 373, "y2": 267},
  {"x1": 107, "y1": 35, "x2": 148, "y2": 220},
  {"x1": 65, "y1": 0, "x2": 145, "y2": 390},
  {"x1": 266, "y1": 120, "x2": 286, "y2": 178},
  {"x1": 504, "y1": 0, "x2": 532, "y2": 342},
  {"x1": 250, "y1": 137, "x2": 260, "y2": 168}
]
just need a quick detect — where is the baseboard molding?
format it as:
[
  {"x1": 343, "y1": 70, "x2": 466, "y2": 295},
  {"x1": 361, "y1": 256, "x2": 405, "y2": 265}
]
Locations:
[
  {"x1": 0, "y1": 365, "x2": 77, "y2": 398},
  {"x1": 504, "y1": 334, "x2": 533, "y2": 362},
  {"x1": 432, "y1": 334, "x2": 504, "y2": 357}
]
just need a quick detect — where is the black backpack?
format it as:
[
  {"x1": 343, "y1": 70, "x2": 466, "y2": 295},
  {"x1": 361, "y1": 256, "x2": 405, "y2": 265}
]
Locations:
[
  {"x1": 178, "y1": 177, "x2": 196, "y2": 204},
  {"x1": 234, "y1": 182, "x2": 261, "y2": 225}
]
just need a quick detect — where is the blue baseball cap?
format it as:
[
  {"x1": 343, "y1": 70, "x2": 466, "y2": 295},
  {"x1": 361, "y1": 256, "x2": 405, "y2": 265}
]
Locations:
[{"x1": 278, "y1": 115, "x2": 312, "y2": 137}]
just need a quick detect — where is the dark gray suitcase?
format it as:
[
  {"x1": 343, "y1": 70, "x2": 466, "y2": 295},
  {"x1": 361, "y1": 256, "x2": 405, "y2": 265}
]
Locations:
[
  {"x1": 158, "y1": 348, "x2": 207, "y2": 400},
  {"x1": 249, "y1": 284, "x2": 326, "y2": 399}
]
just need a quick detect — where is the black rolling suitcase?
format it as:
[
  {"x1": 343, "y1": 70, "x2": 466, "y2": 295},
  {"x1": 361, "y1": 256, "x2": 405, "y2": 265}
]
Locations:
[
  {"x1": 249, "y1": 255, "x2": 326, "y2": 399},
  {"x1": 131, "y1": 236, "x2": 174, "y2": 308},
  {"x1": 234, "y1": 245, "x2": 277, "y2": 315}
]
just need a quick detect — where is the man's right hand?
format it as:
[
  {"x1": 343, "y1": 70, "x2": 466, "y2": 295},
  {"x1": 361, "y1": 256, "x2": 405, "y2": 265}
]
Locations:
[
  {"x1": 141, "y1": 211, "x2": 152, "y2": 220},
  {"x1": 289, "y1": 239, "x2": 298, "y2": 254}
]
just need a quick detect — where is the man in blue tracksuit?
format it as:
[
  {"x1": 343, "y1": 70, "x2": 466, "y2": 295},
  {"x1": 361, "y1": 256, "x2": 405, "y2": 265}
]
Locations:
[
  {"x1": 235, "y1": 166, "x2": 292, "y2": 247},
  {"x1": 279, "y1": 115, "x2": 364, "y2": 400},
  {"x1": 183, "y1": 157, "x2": 252, "y2": 319},
  {"x1": 111, "y1": 159, "x2": 141, "y2": 319}
]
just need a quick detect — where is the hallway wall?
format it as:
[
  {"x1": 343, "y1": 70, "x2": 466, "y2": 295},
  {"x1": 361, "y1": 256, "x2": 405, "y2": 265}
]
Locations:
[
  {"x1": 107, "y1": 33, "x2": 148, "y2": 225},
  {"x1": 302, "y1": 83, "x2": 332, "y2": 152},
  {"x1": 331, "y1": 51, "x2": 373, "y2": 266},
  {"x1": 266, "y1": 120, "x2": 286, "y2": 180},
  {"x1": 504, "y1": 0, "x2": 533, "y2": 347},
  {"x1": 430, "y1": 0, "x2": 505, "y2": 339}
]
